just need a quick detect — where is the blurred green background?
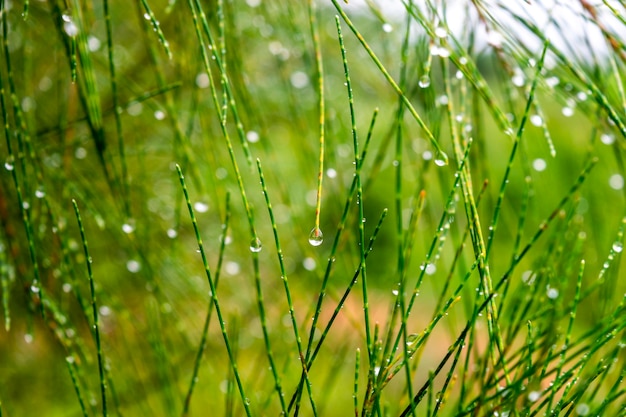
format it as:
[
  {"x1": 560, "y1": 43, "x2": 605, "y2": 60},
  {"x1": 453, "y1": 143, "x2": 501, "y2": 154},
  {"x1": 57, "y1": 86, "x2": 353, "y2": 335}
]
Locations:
[{"x1": 1, "y1": 0, "x2": 625, "y2": 415}]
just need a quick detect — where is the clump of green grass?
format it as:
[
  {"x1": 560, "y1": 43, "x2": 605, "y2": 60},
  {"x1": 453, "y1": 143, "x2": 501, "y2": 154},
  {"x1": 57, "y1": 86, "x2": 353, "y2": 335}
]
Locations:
[{"x1": 0, "y1": 0, "x2": 625, "y2": 416}]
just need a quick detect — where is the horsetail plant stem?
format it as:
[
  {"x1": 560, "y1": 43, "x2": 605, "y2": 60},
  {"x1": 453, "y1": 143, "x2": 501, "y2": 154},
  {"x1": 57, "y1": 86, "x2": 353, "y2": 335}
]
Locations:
[
  {"x1": 309, "y1": 0, "x2": 325, "y2": 247},
  {"x1": 175, "y1": 165, "x2": 252, "y2": 417},
  {"x1": 72, "y1": 200, "x2": 107, "y2": 417},
  {"x1": 182, "y1": 194, "x2": 232, "y2": 416}
]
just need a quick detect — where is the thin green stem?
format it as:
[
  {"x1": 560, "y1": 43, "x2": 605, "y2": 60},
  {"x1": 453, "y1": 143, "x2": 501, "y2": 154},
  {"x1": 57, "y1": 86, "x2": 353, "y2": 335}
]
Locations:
[{"x1": 72, "y1": 200, "x2": 107, "y2": 417}]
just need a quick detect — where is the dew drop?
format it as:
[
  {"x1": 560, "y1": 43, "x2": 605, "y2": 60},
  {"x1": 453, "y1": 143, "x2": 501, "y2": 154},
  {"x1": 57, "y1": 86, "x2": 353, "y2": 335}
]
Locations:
[
  {"x1": 434, "y1": 151, "x2": 448, "y2": 166},
  {"x1": 194, "y1": 202, "x2": 209, "y2": 213},
  {"x1": 546, "y1": 286, "x2": 559, "y2": 299},
  {"x1": 63, "y1": 20, "x2": 78, "y2": 37},
  {"x1": 24, "y1": 333, "x2": 33, "y2": 344},
  {"x1": 196, "y1": 73, "x2": 210, "y2": 88},
  {"x1": 532, "y1": 158, "x2": 547, "y2": 172},
  {"x1": 418, "y1": 75, "x2": 431, "y2": 88},
  {"x1": 575, "y1": 403, "x2": 589, "y2": 416},
  {"x1": 435, "y1": 26, "x2": 447, "y2": 38},
  {"x1": 122, "y1": 222, "x2": 135, "y2": 234},
  {"x1": 530, "y1": 114, "x2": 542, "y2": 126},
  {"x1": 528, "y1": 391, "x2": 541, "y2": 402},
  {"x1": 250, "y1": 237, "x2": 262, "y2": 252},
  {"x1": 166, "y1": 228, "x2": 178, "y2": 239},
  {"x1": 303, "y1": 257, "x2": 316, "y2": 271},
  {"x1": 126, "y1": 259, "x2": 141, "y2": 273},
  {"x1": 35, "y1": 188, "x2": 45, "y2": 198},
  {"x1": 609, "y1": 174, "x2": 624, "y2": 190},
  {"x1": 601, "y1": 133, "x2": 615, "y2": 145},
  {"x1": 4, "y1": 156, "x2": 14, "y2": 171},
  {"x1": 246, "y1": 130, "x2": 260, "y2": 143},
  {"x1": 382, "y1": 23, "x2": 393, "y2": 33},
  {"x1": 612, "y1": 242, "x2": 623, "y2": 253},
  {"x1": 308, "y1": 227, "x2": 323, "y2": 247}
]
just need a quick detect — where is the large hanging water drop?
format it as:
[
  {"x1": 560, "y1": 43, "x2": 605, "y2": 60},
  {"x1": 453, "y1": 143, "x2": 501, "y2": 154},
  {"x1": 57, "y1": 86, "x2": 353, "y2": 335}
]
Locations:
[{"x1": 308, "y1": 227, "x2": 324, "y2": 247}]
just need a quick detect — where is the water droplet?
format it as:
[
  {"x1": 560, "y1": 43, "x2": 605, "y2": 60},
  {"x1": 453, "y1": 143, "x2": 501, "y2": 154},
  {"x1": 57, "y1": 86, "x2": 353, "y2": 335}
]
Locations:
[
  {"x1": 30, "y1": 284, "x2": 40, "y2": 293},
  {"x1": 434, "y1": 151, "x2": 448, "y2": 166},
  {"x1": 194, "y1": 202, "x2": 209, "y2": 213},
  {"x1": 532, "y1": 158, "x2": 547, "y2": 172},
  {"x1": 612, "y1": 242, "x2": 623, "y2": 253},
  {"x1": 290, "y1": 71, "x2": 309, "y2": 89},
  {"x1": 4, "y1": 156, "x2": 14, "y2": 171},
  {"x1": 609, "y1": 174, "x2": 624, "y2": 190},
  {"x1": 601, "y1": 133, "x2": 615, "y2": 145},
  {"x1": 66, "y1": 355, "x2": 76, "y2": 364},
  {"x1": 99, "y1": 305, "x2": 112, "y2": 316},
  {"x1": 196, "y1": 73, "x2": 209, "y2": 88},
  {"x1": 167, "y1": 228, "x2": 178, "y2": 238},
  {"x1": 63, "y1": 19, "x2": 78, "y2": 37},
  {"x1": 246, "y1": 130, "x2": 260, "y2": 143},
  {"x1": 527, "y1": 391, "x2": 541, "y2": 402},
  {"x1": 382, "y1": 23, "x2": 393, "y2": 33},
  {"x1": 392, "y1": 289, "x2": 399, "y2": 296},
  {"x1": 575, "y1": 403, "x2": 589, "y2": 416},
  {"x1": 303, "y1": 257, "x2": 316, "y2": 271},
  {"x1": 122, "y1": 221, "x2": 135, "y2": 234},
  {"x1": 75, "y1": 147, "x2": 87, "y2": 159},
  {"x1": 24, "y1": 333, "x2": 33, "y2": 344},
  {"x1": 225, "y1": 261, "x2": 240, "y2": 275},
  {"x1": 530, "y1": 114, "x2": 542, "y2": 126},
  {"x1": 154, "y1": 110, "x2": 166, "y2": 120},
  {"x1": 87, "y1": 35, "x2": 101, "y2": 52},
  {"x1": 126, "y1": 259, "x2": 141, "y2": 273},
  {"x1": 425, "y1": 263, "x2": 437, "y2": 275},
  {"x1": 418, "y1": 75, "x2": 431, "y2": 88},
  {"x1": 308, "y1": 227, "x2": 323, "y2": 247},
  {"x1": 250, "y1": 237, "x2": 262, "y2": 252},
  {"x1": 546, "y1": 286, "x2": 559, "y2": 299},
  {"x1": 435, "y1": 26, "x2": 447, "y2": 38},
  {"x1": 35, "y1": 188, "x2": 45, "y2": 198},
  {"x1": 562, "y1": 107, "x2": 574, "y2": 117}
]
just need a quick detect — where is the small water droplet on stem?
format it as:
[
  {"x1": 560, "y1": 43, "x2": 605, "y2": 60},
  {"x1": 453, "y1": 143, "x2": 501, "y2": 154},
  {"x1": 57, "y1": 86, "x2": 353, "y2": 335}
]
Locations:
[{"x1": 249, "y1": 237, "x2": 262, "y2": 253}]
